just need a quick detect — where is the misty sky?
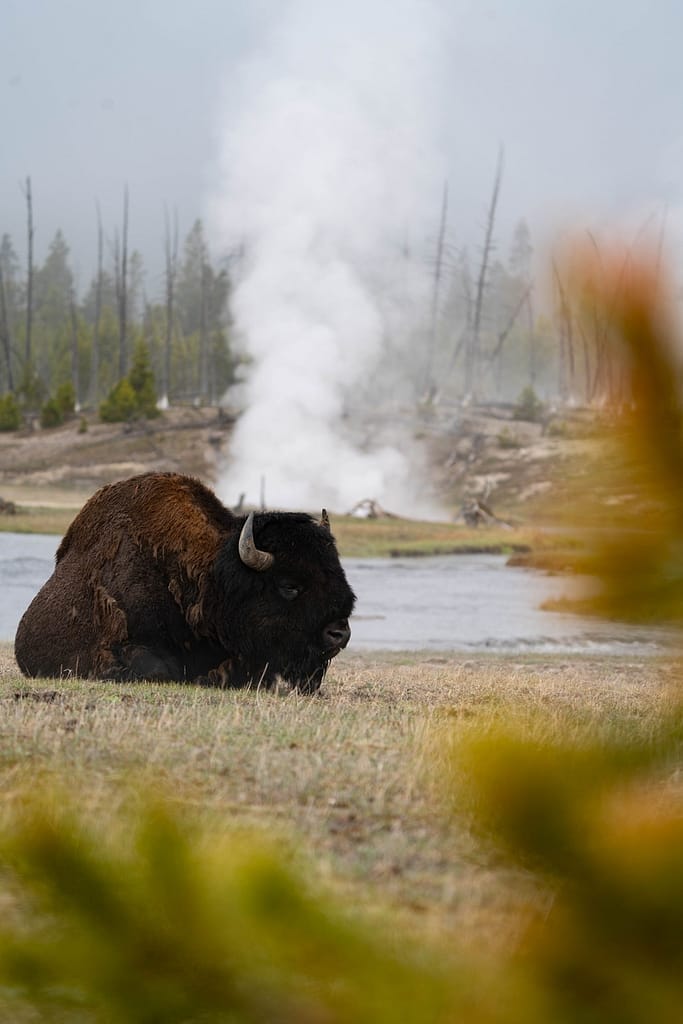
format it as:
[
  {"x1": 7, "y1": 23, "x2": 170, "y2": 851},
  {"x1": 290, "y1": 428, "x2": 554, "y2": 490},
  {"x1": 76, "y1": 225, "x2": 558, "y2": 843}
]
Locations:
[{"x1": 2, "y1": 0, "x2": 683, "y2": 290}]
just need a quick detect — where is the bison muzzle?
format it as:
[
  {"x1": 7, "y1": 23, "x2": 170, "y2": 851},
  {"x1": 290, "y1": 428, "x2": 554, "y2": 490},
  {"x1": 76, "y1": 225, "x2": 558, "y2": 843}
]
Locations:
[{"x1": 15, "y1": 472, "x2": 355, "y2": 691}]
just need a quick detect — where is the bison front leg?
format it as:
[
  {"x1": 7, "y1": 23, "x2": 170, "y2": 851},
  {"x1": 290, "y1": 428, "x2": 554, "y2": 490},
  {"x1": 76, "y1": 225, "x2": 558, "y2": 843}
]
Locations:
[
  {"x1": 99, "y1": 643, "x2": 185, "y2": 683},
  {"x1": 194, "y1": 658, "x2": 242, "y2": 689}
]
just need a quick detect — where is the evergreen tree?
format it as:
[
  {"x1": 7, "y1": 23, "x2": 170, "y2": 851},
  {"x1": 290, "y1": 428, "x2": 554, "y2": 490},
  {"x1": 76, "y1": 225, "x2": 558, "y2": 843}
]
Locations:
[
  {"x1": 175, "y1": 220, "x2": 233, "y2": 402},
  {"x1": 128, "y1": 338, "x2": 158, "y2": 417},
  {"x1": 31, "y1": 230, "x2": 75, "y2": 398}
]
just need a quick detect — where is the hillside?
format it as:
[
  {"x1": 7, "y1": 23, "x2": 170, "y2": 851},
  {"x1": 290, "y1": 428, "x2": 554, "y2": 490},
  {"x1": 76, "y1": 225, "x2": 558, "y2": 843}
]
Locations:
[
  {"x1": 0, "y1": 406, "x2": 234, "y2": 510},
  {"x1": 0, "y1": 402, "x2": 618, "y2": 532}
]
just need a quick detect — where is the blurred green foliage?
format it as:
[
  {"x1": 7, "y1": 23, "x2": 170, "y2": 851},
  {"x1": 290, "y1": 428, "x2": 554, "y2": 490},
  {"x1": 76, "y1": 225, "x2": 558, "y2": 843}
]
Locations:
[
  {"x1": 569, "y1": 250, "x2": 683, "y2": 622},
  {"x1": 0, "y1": 797, "x2": 463, "y2": 1023},
  {"x1": 99, "y1": 342, "x2": 159, "y2": 422},
  {"x1": 0, "y1": 391, "x2": 21, "y2": 431},
  {"x1": 39, "y1": 396, "x2": 63, "y2": 428},
  {"x1": 513, "y1": 385, "x2": 545, "y2": 423}
]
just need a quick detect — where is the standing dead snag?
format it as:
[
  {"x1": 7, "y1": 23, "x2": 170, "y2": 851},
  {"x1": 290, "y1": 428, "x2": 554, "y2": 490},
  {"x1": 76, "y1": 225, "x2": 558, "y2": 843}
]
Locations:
[
  {"x1": 162, "y1": 205, "x2": 179, "y2": 408},
  {"x1": 114, "y1": 185, "x2": 130, "y2": 380},
  {"x1": 423, "y1": 180, "x2": 450, "y2": 397},
  {"x1": 469, "y1": 146, "x2": 504, "y2": 398},
  {"x1": 22, "y1": 175, "x2": 34, "y2": 371},
  {"x1": 89, "y1": 201, "x2": 104, "y2": 407},
  {"x1": 0, "y1": 256, "x2": 14, "y2": 392}
]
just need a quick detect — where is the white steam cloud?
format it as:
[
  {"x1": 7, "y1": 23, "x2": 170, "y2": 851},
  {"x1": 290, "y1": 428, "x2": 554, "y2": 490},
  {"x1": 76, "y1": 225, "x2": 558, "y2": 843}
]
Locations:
[{"x1": 211, "y1": 0, "x2": 447, "y2": 515}]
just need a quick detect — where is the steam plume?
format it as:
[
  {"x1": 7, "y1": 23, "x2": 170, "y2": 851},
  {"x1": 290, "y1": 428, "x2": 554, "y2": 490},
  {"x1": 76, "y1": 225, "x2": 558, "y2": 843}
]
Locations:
[{"x1": 211, "y1": 0, "x2": 447, "y2": 515}]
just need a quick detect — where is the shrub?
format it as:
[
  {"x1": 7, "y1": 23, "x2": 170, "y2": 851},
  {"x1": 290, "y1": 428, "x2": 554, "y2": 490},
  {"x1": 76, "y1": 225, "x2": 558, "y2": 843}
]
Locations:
[
  {"x1": 128, "y1": 340, "x2": 159, "y2": 419},
  {"x1": 99, "y1": 378, "x2": 138, "y2": 423},
  {"x1": 99, "y1": 343, "x2": 160, "y2": 423},
  {"x1": 497, "y1": 426, "x2": 522, "y2": 449},
  {"x1": 546, "y1": 417, "x2": 571, "y2": 438},
  {"x1": 17, "y1": 365, "x2": 47, "y2": 411},
  {"x1": 513, "y1": 385, "x2": 545, "y2": 423},
  {"x1": 55, "y1": 380, "x2": 76, "y2": 418},
  {"x1": 0, "y1": 392, "x2": 22, "y2": 431},
  {"x1": 40, "y1": 397, "x2": 63, "y2": 429}
]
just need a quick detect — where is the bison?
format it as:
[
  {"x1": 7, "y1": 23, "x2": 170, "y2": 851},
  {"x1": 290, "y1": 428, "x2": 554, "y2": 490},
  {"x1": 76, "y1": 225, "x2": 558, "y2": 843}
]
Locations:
[{"x1": 15, "y1": 472, "x2": 355, "y2": 691}]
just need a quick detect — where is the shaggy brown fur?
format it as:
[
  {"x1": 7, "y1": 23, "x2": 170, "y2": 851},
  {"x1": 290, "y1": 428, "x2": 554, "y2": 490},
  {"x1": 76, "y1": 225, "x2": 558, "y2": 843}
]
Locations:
[{"x1": 15, "y1": 472, "x2": 355, "y2": 689}]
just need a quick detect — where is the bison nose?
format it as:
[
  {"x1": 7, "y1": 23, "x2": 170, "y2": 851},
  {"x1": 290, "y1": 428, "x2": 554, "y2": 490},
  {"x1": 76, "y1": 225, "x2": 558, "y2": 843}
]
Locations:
[{"x1": 323, "y1": 619, "x2": 351, "y2": 652}]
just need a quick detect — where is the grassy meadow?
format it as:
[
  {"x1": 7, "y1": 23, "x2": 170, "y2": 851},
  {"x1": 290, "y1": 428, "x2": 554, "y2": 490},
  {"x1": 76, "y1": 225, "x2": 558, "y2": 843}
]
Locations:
[
  {"x1": 0, "y1": 643, "x2": 675, "y2": 947},
  {"x1": 1, "y1": 639, "x2": 681, "y2": 1022}
]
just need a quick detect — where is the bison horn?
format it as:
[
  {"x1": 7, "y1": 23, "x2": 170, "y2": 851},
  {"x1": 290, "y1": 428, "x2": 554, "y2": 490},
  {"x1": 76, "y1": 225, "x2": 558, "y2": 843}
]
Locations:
[
  {"x1": 320, "y1": 508, "x2": 330, "y2": 532},
  {"x1": 238, "y1": 511, "x2": 274, "y2": 571}
]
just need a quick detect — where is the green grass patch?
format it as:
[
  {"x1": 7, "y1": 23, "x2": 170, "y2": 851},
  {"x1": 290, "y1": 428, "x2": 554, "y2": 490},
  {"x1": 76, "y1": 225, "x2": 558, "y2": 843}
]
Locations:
[
  {"x1": 0, "y1": 506, "x2": 75, "y2": 536},
  {"x1": 331, "y1": 516, "x2": 552, "y2": 558},
  {"x1": 0, "y1": 501, "x2": 583, "y2": 560}
]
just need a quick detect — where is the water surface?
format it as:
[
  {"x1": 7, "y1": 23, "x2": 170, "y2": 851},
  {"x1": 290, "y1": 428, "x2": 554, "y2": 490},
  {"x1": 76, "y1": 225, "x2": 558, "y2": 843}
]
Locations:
[{"x1": 0, "y1": 534, "x2": 672, "y2": 655}]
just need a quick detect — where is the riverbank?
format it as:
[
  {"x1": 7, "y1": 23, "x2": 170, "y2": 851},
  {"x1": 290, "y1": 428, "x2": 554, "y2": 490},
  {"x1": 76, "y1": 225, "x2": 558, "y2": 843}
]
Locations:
[
  {"x1": 0, "y1": 402, "x2": 623, "y2": 560},
  {"x1": 0, "y1": 492, "x2": 573, "y2": 560}
]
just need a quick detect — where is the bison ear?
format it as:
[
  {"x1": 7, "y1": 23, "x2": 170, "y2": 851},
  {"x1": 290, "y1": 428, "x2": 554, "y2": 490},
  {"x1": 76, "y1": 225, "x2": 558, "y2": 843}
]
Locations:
[
  {"x1": 238, "y1": 511, "x2": 275, "y2": 572},
  {"x1": 320, "y1": 508, "x2": 331, "y2": 532}
]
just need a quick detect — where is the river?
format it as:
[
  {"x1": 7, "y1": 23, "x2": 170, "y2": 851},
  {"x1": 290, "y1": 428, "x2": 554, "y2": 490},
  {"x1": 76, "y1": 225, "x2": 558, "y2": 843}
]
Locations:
[{"x1": 0, "y1": 533, "x2": 672, "y2": 655}]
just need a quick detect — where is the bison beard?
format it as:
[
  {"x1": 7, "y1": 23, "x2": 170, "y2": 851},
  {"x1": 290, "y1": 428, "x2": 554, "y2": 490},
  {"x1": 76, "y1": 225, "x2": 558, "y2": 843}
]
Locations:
[{"x1": 14, "y1": 473, "x2": 355, "y2": 691}]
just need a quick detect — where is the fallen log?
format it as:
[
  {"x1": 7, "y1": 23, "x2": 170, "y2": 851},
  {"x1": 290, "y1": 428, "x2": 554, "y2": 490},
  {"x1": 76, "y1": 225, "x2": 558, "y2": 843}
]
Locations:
[
  {"x1": 456, "y1": 497, "x2": 511, "y2": 529},
  {"x1": 347, "y1": 498, "x2": 400, "y2": 519}
]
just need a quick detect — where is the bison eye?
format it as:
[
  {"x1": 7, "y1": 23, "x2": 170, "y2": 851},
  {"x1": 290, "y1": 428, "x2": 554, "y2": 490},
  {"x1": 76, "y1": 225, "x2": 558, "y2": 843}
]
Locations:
[{"x1": 278, "y1": 581, "x2": 301, "y2": 601}]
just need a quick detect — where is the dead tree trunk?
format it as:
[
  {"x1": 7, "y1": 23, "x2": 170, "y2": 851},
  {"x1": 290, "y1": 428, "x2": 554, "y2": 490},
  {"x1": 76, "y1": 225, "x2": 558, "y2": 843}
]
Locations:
[
  {"x1": 553, "y1": 261, "x2": 575, "y2": 402},
  {"x1": 89, "y1": 202, "x2": 103, "y2": 407},
  {"x1": 23, "y1": 176, "x2": 34, "y2": 369},
  {"x1": 577, "y1": 320, "x2": 592, "y2": 404},
  {"x1": 0, "y1": 259, "x2": 14, "y2": 392},
  {"x1": 423, "y1": 180, "x2": 449, "y2": 396},
  {"x1": 69, "y1": 286, "x2": 80, "y2": 410},
  {"x1": 114, "y1": 186, "x2": 129, "y2": 380},
  {"x1": 526, "y1": 288, "x2": 536, "y2": 388},
  {"x1": 162, "y1": 206, "x2": 178, "y2": 407},
  {"x1": 199, "y1": 261, "x2": 209, "y2": 403},
  {"x1": 446, "y1": 251, "x2": 473, "y2": 388},
  {"x1": 488, "y1": 283, "x2": 532, "y2": 366},
  {"x1": 469, "y1": 147, "x2": 503, "y2": 398}
]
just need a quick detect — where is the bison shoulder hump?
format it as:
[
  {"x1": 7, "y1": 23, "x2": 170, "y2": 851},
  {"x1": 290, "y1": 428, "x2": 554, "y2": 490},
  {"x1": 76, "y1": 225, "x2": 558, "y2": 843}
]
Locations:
[{"x1": 56, "y1": 473, "x2": 233, "y2": 571}]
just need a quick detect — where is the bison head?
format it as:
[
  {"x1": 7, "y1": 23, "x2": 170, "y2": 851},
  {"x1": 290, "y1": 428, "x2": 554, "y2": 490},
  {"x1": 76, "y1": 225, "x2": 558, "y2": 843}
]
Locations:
[{"x1": 214, "y1": 510, "x2": 355, "y2": 692}]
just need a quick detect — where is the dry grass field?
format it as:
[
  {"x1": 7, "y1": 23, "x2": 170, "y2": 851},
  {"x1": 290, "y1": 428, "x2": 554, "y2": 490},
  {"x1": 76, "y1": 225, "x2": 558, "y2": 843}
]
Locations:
[{"x1": 1, "y1": 642, "x2": 675, "y2": 955}]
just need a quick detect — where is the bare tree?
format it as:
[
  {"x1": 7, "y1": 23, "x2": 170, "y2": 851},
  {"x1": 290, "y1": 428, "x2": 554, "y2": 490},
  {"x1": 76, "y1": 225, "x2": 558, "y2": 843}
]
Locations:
[
  {"x1": 487, "y1": 282, "x2": 532, "y2": 367},
  {"x1": 88, "y1": 201, "x2": 104, "y2": 407},
  {"x1": 445, "y1": 249, "x2": 474, "y2": 386},
  {"x1": 199, "y1": 260, "x2": 209, "y2": 402},
  {"x1": 423, "y1": 180, "x2": 449, "y2": 397},
  {"x1": 22, "y1": 176, "x2": 34, "y2": 369},
  {"x1": 69, "y1": 286, "x2": 80, "y2": 410},
  {"x1": 553, "y1": 260, "x2": 575, "y2": 402},
  {"x1": 0, "y1": 259, "x2": 14, "y2": 392},
  {"x1": 469, "y1": 147, "x2": 504, "y2": 397},
  {"x1": 114, "y1": 186, "x2": 129, "y2": 379},
  {"x1": 162, "y1": 205, "x2": 179, "y2": 407}
]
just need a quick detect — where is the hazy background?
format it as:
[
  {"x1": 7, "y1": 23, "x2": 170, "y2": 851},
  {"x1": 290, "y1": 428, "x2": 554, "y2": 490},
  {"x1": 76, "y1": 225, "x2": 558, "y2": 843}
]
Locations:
[
  {"x1": 2, "y1": 0, "x2": 683, "y2": 513},
  {"x1": 3, "y1": 0, "x2": 682, "y2": 276}
]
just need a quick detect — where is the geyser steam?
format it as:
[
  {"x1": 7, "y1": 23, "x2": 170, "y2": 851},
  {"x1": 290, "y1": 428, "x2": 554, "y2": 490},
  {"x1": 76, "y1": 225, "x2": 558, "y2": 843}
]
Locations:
[{"x1": 211, "y1": 0, "x2": 446, "y2": 515}]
